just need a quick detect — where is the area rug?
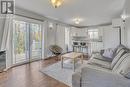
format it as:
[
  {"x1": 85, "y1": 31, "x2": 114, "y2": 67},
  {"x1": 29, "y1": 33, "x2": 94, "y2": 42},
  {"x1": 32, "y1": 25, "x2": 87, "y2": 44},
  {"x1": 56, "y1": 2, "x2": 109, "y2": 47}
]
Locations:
[{"x1": 40, "y1": 60, "x2": 87, "y2": 87}]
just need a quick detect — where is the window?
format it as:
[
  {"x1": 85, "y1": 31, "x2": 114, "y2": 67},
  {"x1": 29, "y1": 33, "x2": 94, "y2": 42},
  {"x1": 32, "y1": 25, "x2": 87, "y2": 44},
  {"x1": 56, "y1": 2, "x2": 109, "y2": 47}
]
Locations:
[{"x1": 88, "y1": 29, "x2": 99, "y2": 40}]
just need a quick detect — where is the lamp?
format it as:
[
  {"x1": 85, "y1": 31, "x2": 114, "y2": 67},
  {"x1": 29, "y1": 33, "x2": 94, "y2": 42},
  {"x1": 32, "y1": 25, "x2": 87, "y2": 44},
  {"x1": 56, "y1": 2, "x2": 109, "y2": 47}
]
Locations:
[{"x1": 50, "y1": 0, "x2": 64, "y2": 8}]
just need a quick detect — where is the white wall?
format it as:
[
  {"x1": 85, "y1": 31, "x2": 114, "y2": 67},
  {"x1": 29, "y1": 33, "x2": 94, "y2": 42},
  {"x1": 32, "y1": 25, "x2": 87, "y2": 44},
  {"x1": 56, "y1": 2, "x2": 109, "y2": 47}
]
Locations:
[
  {"x1": 45, "y1": 22, "x2": 57, "y2": 57},
  {"x1": 125, "y1": 0, "x2": 130, "y2": 48},
  {"x1": 102, "y1": 25, "x2": 119, "y2": 49},
  {"x1": 45, "y1": 23, "x2": 67, "y2": 58},
  {"x1": 126, "y1": 18, "x2": 130, "y2": 48}
]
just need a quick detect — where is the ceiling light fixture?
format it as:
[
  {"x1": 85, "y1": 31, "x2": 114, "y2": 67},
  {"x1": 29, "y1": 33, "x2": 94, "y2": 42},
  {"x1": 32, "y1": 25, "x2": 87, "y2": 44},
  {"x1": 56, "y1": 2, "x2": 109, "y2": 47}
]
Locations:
[
  {"x1": 73, "y1": 18, "x2": 82, "y2": 24},
  {"x1": 121, "y1": 14, "x2": 129, "y2": 20},
  {"x1": 121, "y1": 10, "x2": 129, "y2": 21},
  {"x1": 50, "y1": 0, "x2": 64, "y2": 8}
]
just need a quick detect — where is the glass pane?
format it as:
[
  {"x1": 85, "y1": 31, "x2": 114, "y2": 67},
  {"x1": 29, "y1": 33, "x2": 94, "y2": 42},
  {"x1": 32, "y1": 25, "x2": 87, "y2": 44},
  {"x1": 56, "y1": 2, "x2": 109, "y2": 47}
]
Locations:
[
  {"x1": 13, "y1": 20, "x2": 27, "y2": 64},
  {"x1": 94, "y1": 32, "x2": 98, "y2": 39},
  {"x1": 88, "y1": 29, "x2": 99, "y2": 40},
  {"x1": 30, "y1": 23, "x2": 42, "y2": 59}
]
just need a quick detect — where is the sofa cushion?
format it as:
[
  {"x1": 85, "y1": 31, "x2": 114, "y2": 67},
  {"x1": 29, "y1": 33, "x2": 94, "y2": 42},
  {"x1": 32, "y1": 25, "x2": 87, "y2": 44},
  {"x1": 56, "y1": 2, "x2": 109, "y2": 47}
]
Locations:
[
  {"x1": 111, "y1": 49, "x2": 126, "y2": 69},
  {"x1": 81, "y1": 67, "x2": 130, "y2": 87},
  {"x1": 93, "y1": 53, "x2": 113, "y2": 62},
  {"x1": 86, "y1": 63, "x2": 111, "y2": 72},
  {"x1": 116, "y1": 46, "x2": 125, "y2": 54},
  {"x1": 72, "y1": 72, "x2": 81, "y2": 87},
  {"x1": 112, "y1": 53, "x2": 130, "y2": 72},
  {"x1": 88, "y1": 58, "x2": 111, "y2": 69},
  {"x1": 115, "y1": 44, "x2": 126, "y2": 54}
]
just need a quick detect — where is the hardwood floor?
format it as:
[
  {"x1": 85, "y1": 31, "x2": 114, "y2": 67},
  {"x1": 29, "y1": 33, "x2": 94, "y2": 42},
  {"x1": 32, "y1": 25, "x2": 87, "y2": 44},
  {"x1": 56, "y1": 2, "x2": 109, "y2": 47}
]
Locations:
[{"x1": 0, "y1": 57, "x2": 69, "y2": 87}]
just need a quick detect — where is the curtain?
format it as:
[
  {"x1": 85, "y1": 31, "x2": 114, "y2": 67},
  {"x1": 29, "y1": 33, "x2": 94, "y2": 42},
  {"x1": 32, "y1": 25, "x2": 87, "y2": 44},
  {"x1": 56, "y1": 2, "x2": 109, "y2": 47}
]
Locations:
[
  {"x1": 56, "y1": 24, "x2": 66, "y2": 52},
  {"x1": 42, "y1": 21, "x2": 47, "y2": 59},
  {"x1": 1, "y1": 14, "x2": 14, "y2": 69}
]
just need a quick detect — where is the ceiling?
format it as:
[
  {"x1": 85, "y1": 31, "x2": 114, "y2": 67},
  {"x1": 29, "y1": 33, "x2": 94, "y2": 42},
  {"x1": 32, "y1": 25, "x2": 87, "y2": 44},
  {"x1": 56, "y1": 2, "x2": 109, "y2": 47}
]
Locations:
[{"x1": 15, "y1": 0, "x2": 126, "y2": 26}]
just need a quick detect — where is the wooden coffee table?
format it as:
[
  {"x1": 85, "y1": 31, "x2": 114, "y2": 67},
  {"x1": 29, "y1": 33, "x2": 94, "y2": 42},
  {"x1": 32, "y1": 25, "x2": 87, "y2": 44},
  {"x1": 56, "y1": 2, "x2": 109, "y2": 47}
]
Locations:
[{"x1": 61, "y1": 52, "x2": 83, "y2": 71}]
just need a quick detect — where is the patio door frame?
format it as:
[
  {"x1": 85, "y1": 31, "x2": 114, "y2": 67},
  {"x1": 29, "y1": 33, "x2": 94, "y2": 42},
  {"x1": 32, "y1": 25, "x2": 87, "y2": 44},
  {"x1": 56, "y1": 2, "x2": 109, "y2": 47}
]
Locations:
[{"x1": 12, "y1": 15, "x2": 44, "y2": 66}]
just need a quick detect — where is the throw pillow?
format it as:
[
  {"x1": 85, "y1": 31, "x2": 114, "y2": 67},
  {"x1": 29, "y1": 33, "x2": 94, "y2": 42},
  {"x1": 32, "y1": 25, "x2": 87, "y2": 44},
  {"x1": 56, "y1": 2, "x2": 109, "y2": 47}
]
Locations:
[{"x1": 102, "y1": 48, "x2": 114, "y2": 59}]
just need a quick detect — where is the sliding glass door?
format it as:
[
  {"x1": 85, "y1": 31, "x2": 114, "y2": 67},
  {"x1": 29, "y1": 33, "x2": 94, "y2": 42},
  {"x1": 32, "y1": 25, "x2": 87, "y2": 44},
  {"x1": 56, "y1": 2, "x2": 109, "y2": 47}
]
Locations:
[
  {"x1": 13, "y1": 20, "x2": 42, "y2": 65},
  {"x1": 13, "y1": 20, "x2": 28, "y2": 64},
  {"x1": 30, "y1": 23, "x2": 42, "y2": 60}
]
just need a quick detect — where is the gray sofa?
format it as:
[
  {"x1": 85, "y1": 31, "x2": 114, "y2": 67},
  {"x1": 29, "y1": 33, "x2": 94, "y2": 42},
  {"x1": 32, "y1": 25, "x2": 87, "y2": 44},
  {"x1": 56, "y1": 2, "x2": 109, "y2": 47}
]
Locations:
[
  {"x1": 0, "y1": 51, "x2": 6, "y2": 72},
  {"x1": 72, "y1": 45, "x2": 130, "y2": 87}
]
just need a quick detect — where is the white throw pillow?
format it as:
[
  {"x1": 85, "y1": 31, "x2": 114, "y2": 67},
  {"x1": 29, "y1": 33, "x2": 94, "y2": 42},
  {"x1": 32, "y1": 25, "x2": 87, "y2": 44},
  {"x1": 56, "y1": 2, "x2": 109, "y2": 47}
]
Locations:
[{"x1": 102, "y1": 48, "x2": 114, "y2": 59}]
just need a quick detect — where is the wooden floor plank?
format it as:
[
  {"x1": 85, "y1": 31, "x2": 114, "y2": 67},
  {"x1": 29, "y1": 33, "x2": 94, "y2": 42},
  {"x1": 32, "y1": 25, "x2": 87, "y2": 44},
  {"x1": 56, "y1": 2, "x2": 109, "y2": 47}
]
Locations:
[{"x1": 0, "y1": 57, "x2": 69, "y2": 87}]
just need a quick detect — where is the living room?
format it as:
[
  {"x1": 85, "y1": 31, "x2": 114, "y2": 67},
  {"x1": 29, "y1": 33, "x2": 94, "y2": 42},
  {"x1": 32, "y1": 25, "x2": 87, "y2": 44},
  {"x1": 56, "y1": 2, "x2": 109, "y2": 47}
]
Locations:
[{"x1": 0, "y1": 0, "x2": 130, "y2": 87}]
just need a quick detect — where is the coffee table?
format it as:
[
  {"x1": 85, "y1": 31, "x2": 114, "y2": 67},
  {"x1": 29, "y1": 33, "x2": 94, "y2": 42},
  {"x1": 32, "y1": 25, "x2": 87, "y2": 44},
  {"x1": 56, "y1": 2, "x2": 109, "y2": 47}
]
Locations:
[{"x1": 61, "y1": 52, "x2": 83, "y2": 71}]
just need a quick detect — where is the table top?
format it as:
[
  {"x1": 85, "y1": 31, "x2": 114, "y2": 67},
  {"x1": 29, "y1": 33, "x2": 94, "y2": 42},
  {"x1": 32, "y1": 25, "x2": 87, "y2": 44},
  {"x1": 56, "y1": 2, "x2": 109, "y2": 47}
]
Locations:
[{"x1": 61, "y1": 52, "x2": 83, "y2": 59}]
